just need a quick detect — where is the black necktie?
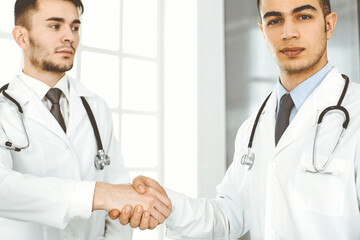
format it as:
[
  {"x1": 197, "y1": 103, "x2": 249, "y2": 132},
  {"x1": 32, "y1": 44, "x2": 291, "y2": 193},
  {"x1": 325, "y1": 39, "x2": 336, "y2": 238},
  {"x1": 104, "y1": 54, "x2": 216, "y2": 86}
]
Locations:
[
  {"x1": 275, "y1": 93, "x2": 294, "y2": 146},
  {"x1": 46, "y1": 88, "x2": 66, "y2": 132}
]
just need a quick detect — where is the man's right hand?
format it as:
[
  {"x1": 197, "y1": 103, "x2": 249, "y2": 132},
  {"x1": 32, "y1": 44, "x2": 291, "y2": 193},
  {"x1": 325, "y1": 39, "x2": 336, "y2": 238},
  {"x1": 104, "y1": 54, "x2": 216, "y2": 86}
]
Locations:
[
  {"x1": 92, "y1": 182, "x2": 171, "y2": 225},
  {"x1": 108, "y1": 176, "x2": 172, "y2": 230}
]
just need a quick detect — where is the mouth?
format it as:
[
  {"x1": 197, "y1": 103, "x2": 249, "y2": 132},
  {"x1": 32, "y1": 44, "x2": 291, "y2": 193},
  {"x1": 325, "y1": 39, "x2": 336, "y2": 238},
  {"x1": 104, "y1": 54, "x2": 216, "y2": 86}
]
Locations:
[
  {"x1": 56, "y1": 49, "x2": 74, "y2": 56},
  {"x1": 280, "y1": 47, "x2": 305, "y2": 57}
]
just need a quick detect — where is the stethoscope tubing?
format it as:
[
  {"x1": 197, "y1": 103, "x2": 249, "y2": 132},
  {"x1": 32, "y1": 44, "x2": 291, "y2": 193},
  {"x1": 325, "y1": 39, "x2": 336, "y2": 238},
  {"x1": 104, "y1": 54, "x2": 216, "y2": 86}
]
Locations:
[
  {"x1": 242, "y1": 74, "x2": 350, "y2": 174},
  {"x1": 0, "y1": 83, "x2": 110, "y2": 170}
]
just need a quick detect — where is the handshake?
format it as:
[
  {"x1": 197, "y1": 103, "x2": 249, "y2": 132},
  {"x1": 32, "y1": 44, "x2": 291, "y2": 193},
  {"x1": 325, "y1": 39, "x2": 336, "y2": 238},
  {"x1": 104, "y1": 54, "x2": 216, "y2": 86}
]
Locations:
[{"x1": 92, "y1": 176, "x2": 172, "y2": 230}]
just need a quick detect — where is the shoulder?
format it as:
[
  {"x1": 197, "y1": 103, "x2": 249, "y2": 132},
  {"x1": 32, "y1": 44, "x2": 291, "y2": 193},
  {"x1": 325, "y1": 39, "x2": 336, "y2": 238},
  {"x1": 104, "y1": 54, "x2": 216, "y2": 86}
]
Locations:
[
  {"x1": 234, "y1": 105, "x2": 263, "y2": 147},
  {"x1": 68, "y1": 76, "x2": 111, "y2": 119},
  {"x1": 345, "y1": 76, "x2": 360, "y2": 106}
]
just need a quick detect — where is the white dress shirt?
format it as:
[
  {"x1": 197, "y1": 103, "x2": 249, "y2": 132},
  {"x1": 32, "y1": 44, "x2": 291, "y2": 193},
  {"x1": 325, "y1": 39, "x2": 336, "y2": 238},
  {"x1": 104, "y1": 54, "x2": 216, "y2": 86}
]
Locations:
[{"x1": 19, "y1": 72, "x2": 70, "y2": 128}]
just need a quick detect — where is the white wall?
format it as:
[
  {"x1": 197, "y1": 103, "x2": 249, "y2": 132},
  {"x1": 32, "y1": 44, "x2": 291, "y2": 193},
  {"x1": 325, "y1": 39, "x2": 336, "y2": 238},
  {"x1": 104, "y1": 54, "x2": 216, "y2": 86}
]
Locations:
[
  {"x1": 197, "y1": 0, "x2": 226, "y2": 198},
  {"x1": 163, "y1": 0, "x2": 226, "y2": 199}
]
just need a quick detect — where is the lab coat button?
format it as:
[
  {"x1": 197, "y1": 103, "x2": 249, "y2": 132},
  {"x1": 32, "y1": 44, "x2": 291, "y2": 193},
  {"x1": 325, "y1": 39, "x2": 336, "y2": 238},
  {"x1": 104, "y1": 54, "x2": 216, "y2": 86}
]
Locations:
[
  {"x1": 272, "y1": 162, "x2": 277, "y2": 168},
  {"x1": 72, "y1": 233, "x2": 79, "y2": 238},
  {"x1": 269, "y1": 227, "x2": 280, "y2": 240}
]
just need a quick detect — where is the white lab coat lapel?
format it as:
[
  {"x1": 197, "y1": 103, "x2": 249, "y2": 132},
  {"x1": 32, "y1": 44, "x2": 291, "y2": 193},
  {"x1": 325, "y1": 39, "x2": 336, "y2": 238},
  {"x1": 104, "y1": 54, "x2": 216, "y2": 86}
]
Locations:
[
  {"x1": 274, "y1": 67, "x2": 345, "y2": 156},
  {"x1": 6, "y1": 77, "x2": 68, "y2": 142},
  {"x1": 260, "y1": 89, "x2": 277, "y2": 150},
  {"x1": 66, "y1": 78, "x2": 89, "y2": 139}
]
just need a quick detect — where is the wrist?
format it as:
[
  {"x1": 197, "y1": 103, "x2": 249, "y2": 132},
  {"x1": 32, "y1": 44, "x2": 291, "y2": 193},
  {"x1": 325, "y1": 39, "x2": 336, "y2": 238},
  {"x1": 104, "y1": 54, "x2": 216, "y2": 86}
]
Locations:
[{"x1": 92, "y1": 182, "x2": 111, "y2": 211}]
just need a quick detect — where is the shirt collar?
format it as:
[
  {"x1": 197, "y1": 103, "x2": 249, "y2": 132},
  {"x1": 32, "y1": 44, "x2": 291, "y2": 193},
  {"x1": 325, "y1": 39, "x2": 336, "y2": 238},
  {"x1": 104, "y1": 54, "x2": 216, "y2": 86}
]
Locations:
[
  {"x1": 19, "y1": 72, "x2": 70, "y2": 101},
  {"x1": 276, "y1": 62, "x2": 333, "y2": 112}
]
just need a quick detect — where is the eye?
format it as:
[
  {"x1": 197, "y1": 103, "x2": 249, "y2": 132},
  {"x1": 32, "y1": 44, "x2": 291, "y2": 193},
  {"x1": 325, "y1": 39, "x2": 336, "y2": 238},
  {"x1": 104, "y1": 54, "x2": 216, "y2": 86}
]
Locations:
[
  {"x1": 50, "y1": 24, "x2": 60, "y2": 30},
  {"x1": 267, "y1": 19, "x2": 282, "y2": 26},
  {"x1": 72, "y1": 26, "x2": 80, "y2": 31},
  {"x1": 299, "y1": 15, "x2": 311, "y2": 20}
]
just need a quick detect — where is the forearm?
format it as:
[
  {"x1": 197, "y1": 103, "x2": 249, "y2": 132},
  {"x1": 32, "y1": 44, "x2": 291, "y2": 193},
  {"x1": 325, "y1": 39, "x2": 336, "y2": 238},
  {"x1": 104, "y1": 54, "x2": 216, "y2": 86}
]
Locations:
[
  {"x1": 165, "y1": 189, "x2": 231, "y2": 239},
  {"x1": 0, "y1": 169, "x2": 95, "y2": 229},
  {"x1": 92, "y1": 182, "x2": 142, "y2": 212}
]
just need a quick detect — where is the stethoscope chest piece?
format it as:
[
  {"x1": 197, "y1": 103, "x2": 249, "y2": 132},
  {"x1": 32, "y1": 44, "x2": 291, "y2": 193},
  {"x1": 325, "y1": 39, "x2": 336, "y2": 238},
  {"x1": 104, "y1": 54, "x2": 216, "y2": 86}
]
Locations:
[
  {"x1": 0, "y1": 83, "x2": 112, "y2": 171},
  {"x1": 95, "y1": 149, "x2": 111, "y2": 170},
  {"x1": 241, "y1": 148, "x2": 255, "y2": 170}
]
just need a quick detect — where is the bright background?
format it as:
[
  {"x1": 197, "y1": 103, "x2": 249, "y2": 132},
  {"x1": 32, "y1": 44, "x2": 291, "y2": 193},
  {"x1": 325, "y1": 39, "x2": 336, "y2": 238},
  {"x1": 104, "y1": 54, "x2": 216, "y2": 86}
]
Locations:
[
  {"x1": 0, "y1": 0, "x2": 226, "y2": 239},
  {"x1": 1, "y1": 0, "x2": 359, "y2": 240}
]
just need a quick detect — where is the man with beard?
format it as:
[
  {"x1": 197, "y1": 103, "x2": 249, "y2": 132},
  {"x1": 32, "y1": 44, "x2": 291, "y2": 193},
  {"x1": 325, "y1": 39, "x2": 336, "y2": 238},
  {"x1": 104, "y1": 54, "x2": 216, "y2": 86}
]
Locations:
[
  {"x1": 0, "y1": 0, "x2": 171, "y2": 239},
  {"x1": 118, "y1": 0, "x2": 360, "y2": 239}
]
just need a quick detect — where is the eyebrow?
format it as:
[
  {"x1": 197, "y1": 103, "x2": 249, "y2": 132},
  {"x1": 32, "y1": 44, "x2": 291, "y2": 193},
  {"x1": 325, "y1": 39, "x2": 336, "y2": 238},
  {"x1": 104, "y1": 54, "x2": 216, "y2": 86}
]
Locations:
[
  {"x1": 45, "y1": 17, "x2": 81, "y2": 24},
  {"x1": 262, "y1": 4, "x2": 318, "y2": 20},
  {"x1": 293, "y1": 4, "x2": 317, "y2": 13}
]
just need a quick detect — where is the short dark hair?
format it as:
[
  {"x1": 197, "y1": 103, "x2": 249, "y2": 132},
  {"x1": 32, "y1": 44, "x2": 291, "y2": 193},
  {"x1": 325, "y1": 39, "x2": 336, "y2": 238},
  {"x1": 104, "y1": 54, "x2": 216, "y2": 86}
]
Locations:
[
  {"x1": 256, "y1": 0, "x2": 331, "y2": 19},
  {"x1": 14, "y1": 0, "x2": 84, "y2": 29}
]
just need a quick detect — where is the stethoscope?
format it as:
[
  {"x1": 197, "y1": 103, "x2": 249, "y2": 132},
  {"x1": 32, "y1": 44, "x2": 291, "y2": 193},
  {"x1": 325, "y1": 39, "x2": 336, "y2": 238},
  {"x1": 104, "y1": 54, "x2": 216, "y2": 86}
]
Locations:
[
  {"x1": 0, "y1": 83, "x2": 111, "y2": 170},
  {"x1": 241, "y1": 74, "x2": 350, "y2": 175}
]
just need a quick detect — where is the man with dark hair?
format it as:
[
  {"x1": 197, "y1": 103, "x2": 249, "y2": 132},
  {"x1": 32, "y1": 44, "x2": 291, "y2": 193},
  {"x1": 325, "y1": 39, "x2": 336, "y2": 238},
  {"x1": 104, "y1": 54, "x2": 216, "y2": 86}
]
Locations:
[
  {"x1": 120, "y1": 0, "x2": 360, "y2": 239},
  {"x1": 257, "y1": 0, "x2": 332, "y2": 18},
  {"x1": 14, "y1": 0, "x2": 84, "y2": 29},
  {"x1": 0, "y1": 0, "x2": 171, "y2": 239}
]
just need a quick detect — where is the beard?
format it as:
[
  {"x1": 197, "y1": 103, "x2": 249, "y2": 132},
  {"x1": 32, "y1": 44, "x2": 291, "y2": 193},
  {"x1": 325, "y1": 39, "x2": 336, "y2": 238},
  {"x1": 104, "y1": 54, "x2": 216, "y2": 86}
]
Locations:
[
  {"x1": 277, "y1": 36, "x2": 327, "y2": 75},
  {"x1": 42, "y1": 59, "x2": 73, "y2": 73},
  {"x1": 29, "y1": 37, "x2": 74, "y2": 73}
]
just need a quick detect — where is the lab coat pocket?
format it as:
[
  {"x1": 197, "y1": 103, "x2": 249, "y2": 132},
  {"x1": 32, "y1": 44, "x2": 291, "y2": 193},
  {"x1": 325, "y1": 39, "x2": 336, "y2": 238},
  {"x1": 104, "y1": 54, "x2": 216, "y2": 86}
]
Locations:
[{"x1": 294, "y1": 152, "x2": 349, "y2": 216}]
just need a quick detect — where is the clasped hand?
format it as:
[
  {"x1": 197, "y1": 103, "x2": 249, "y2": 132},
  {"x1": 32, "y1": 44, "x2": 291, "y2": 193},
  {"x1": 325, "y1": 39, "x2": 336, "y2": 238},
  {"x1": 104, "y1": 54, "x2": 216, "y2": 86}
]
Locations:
[{"x1": 107, "y1": 176, "x2": 171, "y2": 230}]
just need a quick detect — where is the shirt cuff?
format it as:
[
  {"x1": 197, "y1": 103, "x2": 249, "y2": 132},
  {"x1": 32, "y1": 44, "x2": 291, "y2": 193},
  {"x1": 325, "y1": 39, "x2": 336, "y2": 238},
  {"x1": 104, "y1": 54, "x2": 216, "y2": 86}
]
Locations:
[{"x1": 68, "y1": 181, "x2": 96, "y2": 220}]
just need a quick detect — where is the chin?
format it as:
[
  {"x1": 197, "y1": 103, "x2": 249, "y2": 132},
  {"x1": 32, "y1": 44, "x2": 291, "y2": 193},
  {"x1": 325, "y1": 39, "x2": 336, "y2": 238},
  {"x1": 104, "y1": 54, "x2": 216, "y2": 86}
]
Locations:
[{"x1": 277, "y1": 59, "x2": 310, "y2": 73}]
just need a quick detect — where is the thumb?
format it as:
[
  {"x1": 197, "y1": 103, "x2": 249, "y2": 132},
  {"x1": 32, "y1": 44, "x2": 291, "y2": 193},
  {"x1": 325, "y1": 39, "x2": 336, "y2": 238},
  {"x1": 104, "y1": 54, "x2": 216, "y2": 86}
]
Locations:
[
  {"x1": 133, "y1": 176, "x2": 171, "y2": 208},
  {"x1": 132, "y1": 175, "x2": 147, "y2": 194},
  {"x1": 133, "y1": 175, "x2": 164, "y2": 194},
  {"x1": 109, "y1": 209, "x2": 120, "y2": 220}
]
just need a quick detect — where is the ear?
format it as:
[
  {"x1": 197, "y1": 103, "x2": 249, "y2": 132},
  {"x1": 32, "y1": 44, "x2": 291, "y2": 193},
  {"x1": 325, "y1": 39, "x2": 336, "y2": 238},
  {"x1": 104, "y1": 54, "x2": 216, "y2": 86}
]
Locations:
[
  {"x1": 325, "y1": 12, "x2": 337, "y2": 40},
  {"x1": 258, "y1": 21, "x2": 265, "y2": 38},
  {"x1": 12, "y1": 26, "x2": 29, "y2": 51}
]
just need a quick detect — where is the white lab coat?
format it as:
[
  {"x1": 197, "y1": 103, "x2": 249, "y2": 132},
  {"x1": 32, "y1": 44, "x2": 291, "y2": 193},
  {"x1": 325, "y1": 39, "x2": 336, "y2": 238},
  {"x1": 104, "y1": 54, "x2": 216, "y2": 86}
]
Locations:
[
  {"x1": 0, "y1": 76, "x2": 133, "y2": 240},
  {"x1": 165, "y1": 67, "x2": 360, "y2": 240}
]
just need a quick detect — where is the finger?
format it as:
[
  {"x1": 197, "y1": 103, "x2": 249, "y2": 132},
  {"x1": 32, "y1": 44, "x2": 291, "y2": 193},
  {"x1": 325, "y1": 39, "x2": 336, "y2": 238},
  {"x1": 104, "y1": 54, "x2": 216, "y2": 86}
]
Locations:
[
  {"x1": 149, "y1": 217, "x2": 159, "y2": 230},
  {"x1": 109, "y1": 209, "x2": 120, "y2": 220},
  {"x1": 130, "y1": 205, "x2": 144, "y2": 228},
  {"x1": 148, "y1": 207, "x2": 166, "y2": 224},
  {"x1": 146, "y1": 186, "x2": 172, "y2": 210},
  {"x1": 149, "y1": 192, "x2": 171, "y2": 219},
  {"x1": 139, "y1": 211, "x2": 150, "y2": 230},
  {"x1": 119, "y1": 205, "x2": 132, "y2": 225},
  {"x1": 143, "y1": 177, "x2": 165, "y2": 194},
  {"x1": 132, "y1": 175, "x2": 148, "y2": 194}
]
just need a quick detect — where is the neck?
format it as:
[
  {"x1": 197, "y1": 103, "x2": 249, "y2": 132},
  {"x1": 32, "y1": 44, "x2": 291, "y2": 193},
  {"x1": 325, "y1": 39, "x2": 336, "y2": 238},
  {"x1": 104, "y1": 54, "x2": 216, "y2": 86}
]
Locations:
[
  {"x1": 279, "y1": 60, "x2": 328, "y2": 92},
  {"x1": 23, "y1": 64, "x2": 65, "y2": 88}
]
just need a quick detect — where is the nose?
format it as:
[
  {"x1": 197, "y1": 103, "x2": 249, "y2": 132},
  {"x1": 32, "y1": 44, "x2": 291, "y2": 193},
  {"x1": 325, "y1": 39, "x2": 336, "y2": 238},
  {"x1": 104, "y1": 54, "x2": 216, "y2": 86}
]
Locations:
[
  {"x1": 61, "y1": 26, "x2": 76, "y2": 43},
  {"x1": 281, "y1": 20, "x2": 299, "y2": 40}
]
